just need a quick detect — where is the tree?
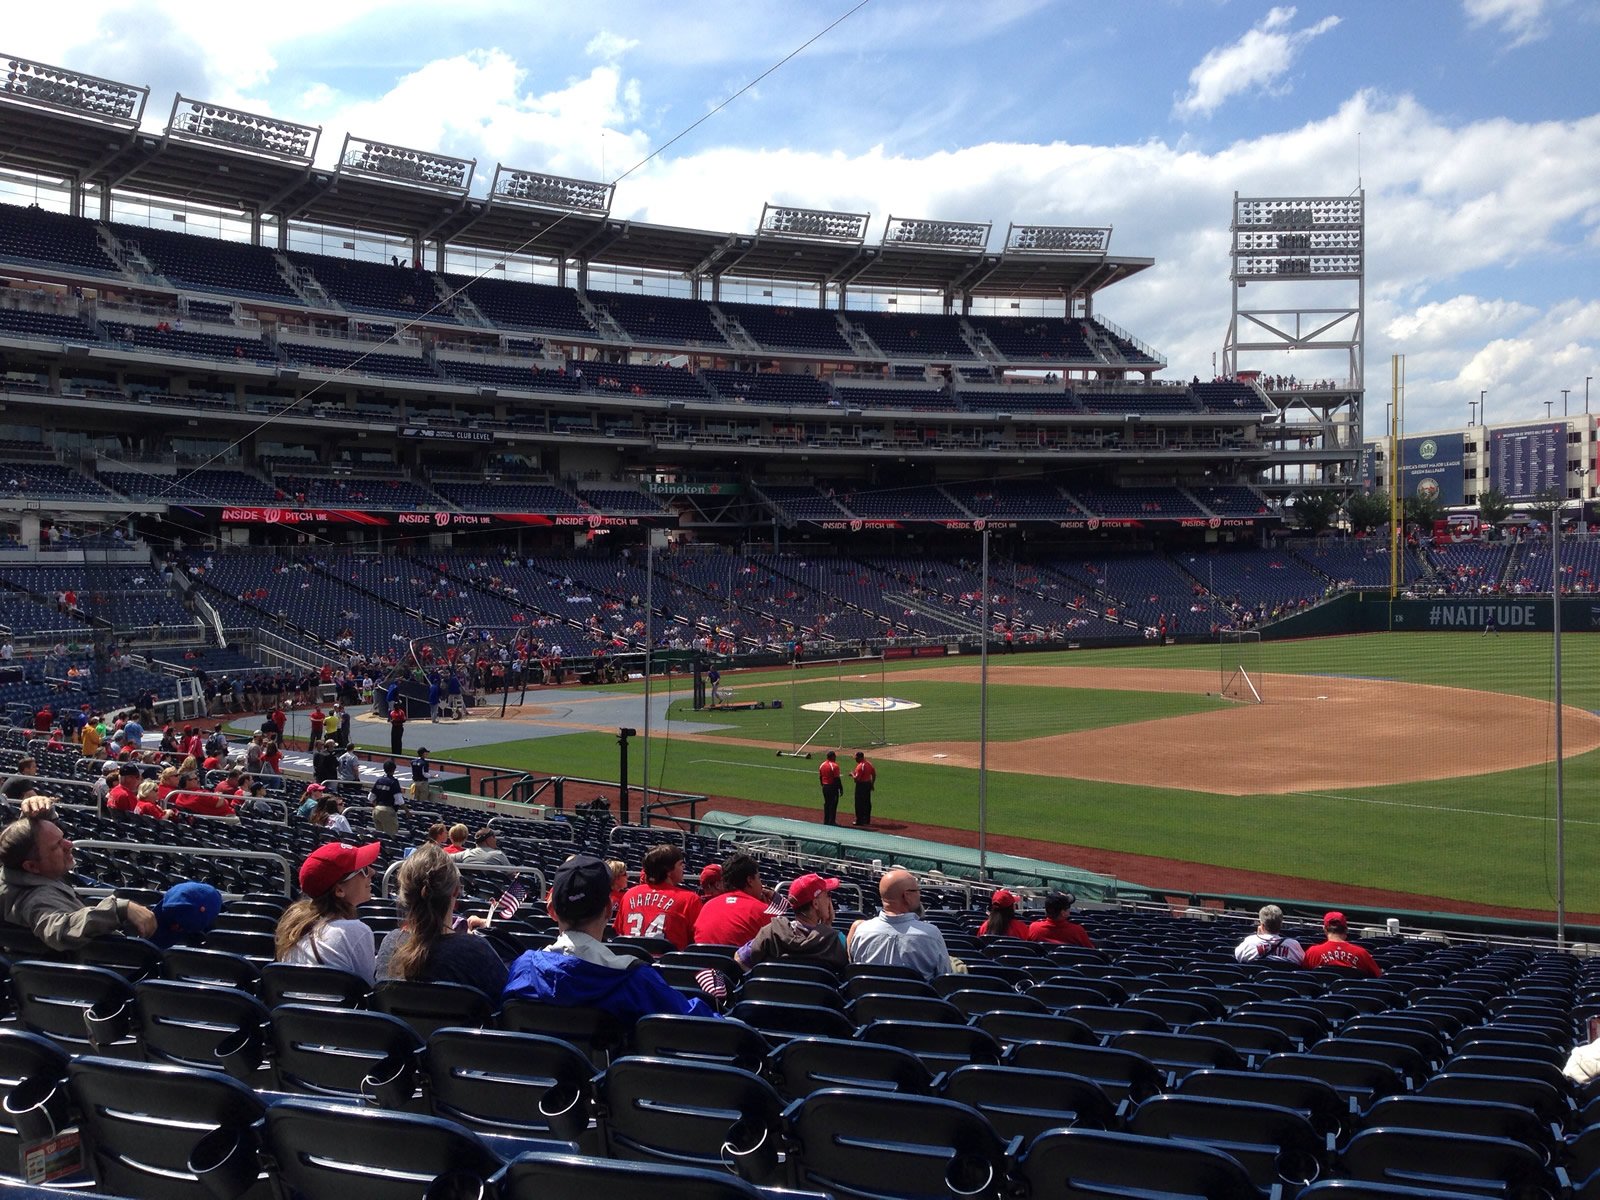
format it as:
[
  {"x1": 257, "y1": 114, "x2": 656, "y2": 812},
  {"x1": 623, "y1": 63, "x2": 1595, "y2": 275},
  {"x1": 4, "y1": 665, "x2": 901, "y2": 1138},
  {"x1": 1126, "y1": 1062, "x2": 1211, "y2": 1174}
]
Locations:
[
  {"x1": 1476, "y1": 487, "x2": 1512, "y2": 528},
  {"x1": 1527, "y1": 487, "x2": 1565, "y2": 522},
  {"x1": 1288, "y1": 490, "x2": 1341, "y2": 534},
  {"x1": 1345, "y1": 490, "x2": 1391, "y2": 534},
  {"x1": 1402, "y1": 491, "x2": 1442, "y2": 532}
]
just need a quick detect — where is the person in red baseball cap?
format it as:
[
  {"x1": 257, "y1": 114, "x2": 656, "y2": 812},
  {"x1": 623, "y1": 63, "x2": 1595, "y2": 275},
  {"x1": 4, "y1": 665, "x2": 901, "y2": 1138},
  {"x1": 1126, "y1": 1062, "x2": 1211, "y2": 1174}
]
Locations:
[
  {"x1": 732, "y1": 872, "x2": 845, "y2": 974},
  {"x1": 977, "y1": 887, "x2": 1032, "y2": 940},
  {"x1": 273, "y1": 841, "x2": 381, "y2": 983},
  {"x1": 699, "y1": 863, "x2": 724, "y2": 899},
  {"x1": 1302, "y1": 911, "x2": 1382, "y2": 977}
]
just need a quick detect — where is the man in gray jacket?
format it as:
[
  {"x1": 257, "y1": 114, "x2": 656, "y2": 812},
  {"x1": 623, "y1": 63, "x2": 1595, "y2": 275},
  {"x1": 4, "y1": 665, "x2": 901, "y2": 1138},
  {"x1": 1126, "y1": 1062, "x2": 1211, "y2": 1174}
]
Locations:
[{"x1": 0, "y1": 805, "x2": 157, "y2": 948}]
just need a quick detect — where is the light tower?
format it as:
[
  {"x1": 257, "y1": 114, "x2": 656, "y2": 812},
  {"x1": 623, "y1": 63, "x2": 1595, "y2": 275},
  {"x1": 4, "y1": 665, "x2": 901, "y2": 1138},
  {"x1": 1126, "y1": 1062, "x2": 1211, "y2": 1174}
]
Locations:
[{"x1": 1221, "y1": 191, "x2": 1365, "y2": 494}]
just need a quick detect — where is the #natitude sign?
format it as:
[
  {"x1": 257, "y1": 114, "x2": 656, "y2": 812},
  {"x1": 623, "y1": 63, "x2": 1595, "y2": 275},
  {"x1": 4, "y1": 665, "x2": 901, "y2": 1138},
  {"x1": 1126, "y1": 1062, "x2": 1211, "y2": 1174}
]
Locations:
[{"x1": 1399, "y1": 433, "x2": 1465, "y2": 506}]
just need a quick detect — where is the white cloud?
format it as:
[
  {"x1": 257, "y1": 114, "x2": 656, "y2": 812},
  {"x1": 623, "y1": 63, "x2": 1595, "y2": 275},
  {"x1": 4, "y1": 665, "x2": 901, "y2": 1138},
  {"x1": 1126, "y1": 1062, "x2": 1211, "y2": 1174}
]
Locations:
[
  {"x1": 1175, "y1": 6, "x2": 1342, "y2": 120},
  {"x1": 585, "y1": 31, "x2": 640, "y2": 62},
  {"x1": 1462, "y1": 0, "x2": 1551, "y2": 47}
]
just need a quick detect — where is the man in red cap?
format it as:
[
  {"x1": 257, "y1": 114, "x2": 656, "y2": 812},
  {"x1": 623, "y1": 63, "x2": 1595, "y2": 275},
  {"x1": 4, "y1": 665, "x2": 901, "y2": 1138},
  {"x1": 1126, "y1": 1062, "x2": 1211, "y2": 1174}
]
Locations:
[
  {"x1": 614, "y1": 844, "x2": 702, "y2": 950},
  {"x1": 733, "y1": 872, "x2": 845, "y2": 973},
  {"x1": 699, "y1": 863, "x2": 723, "y2": 899},
  {"x1": 692, "y1": 853, "x2": 771, "y2": 946},
  {"x1": 1303, "y1": 911, "x2": 1383, "y2": 976}
]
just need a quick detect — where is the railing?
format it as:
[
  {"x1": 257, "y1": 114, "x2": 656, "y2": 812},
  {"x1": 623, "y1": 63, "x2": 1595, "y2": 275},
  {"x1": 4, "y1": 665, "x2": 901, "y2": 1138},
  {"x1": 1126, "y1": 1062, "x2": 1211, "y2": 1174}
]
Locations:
[
  {"x1": 1090, "y1": 314, "x2": 1167, "y2": 366},
  {"x1": 380, "y1": 858, "x2": 545, "y2": 901},
  {"x1": 72, "y1": 841, "x2": 295, "y2": 897}
]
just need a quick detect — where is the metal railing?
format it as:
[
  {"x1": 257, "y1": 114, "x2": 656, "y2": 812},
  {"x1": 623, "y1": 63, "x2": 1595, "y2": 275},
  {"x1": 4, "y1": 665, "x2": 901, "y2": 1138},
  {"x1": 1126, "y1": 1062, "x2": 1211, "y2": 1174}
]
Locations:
[{"x1": 71, "y1": 841, "x2": 295, "y2": 897}]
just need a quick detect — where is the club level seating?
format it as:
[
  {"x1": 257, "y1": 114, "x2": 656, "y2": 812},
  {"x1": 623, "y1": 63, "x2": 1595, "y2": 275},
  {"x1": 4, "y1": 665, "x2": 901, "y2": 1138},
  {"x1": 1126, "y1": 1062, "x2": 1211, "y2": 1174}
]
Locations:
[
  {"x1": 592, "y1": 289, "x2": 726, "y2": 348},
  {"x1": 282, "y1": 343, "x2": 436, "y2": 381},
  {"x1": 1045, "y1": 553, "x2": 1213, "y2": 635},
  {"x1": 716, "y1": 300, "x2": 852, "y2": 355},
  {"x1": 833, "y1": 384, "x2": 958, "y2": 412},
  {"x1": 0, "y1": 204, "x2": 120, "y2": 274},
  {"x1": 959, "y1": 386, "x2": 1082, "y2": 415},
  {"x1": 436, "y1": 359, "x2": 554, "y2": 392},
  {"x1": 1190, "y1": 547, "x2": 1328, "y2": 611},
  {"x1": 100, "y1": 321, "x2": 276, "y2": 366},
  {"x1": 107, "y1": 221, "x2": 295, "y2": 304},
  {"x1": 1190, "y1": 486, "x2": 1273, "y2": 518},
  {"x1": 701, "y1": 369, "x2": 834, "y2": 407},
  {"x1": 0, "y1": 309, "x2": 98, "y2": 342},
  {"x1": 1295, "y1": 540, "x2": 1425, "y2": 588},
  {"x1": 185, "y1": 298, "x2": 235, "y2": 322},
  {"x1": 573, "y1": 360, "x2": 712, "y2": 401},
  {"x1": 758, "y1": 486, "x2": 852, "y2": 521},
  {"x1": 1068, "y1": 487, "x2": 1205, "y2": 519},
  {"x1": 577, "y1": 488, "x2": 670, "y2": 516},
  {"x1": 451, "y1": 276, "x2": 596, "y2": 336},
  {"x1": 943, "y1": 481, "x2": 1086, "y2": 520},
  {"x1": 1193, "y1": 381, "x2": 1270, "y2": 412},
  {"x1": 272, "y1": 475, "x2": 444, "y2": 511},
  {"x1": 1078, "y1": 389, "x2": 1199, "y2": 415},
  {"x1": 839, "y1": 486, "x2": 967, "y2": 521},
  {"x1": 967, "y1": 315, "x2": 1097, "y2": 362},
  {"x1": 1424, "y1": 541, "x2": 1513, "y2": 593},
  {"x1": 287, "y1": 251, "x2": 456, "y2": 323},
  {"x1": 433, "y1": 483, "x2": 587, "y2": 513},
  {"x1": 853, "y1": 311, "x2": 975, "y2": 359},
  {"x1": 0, "y1": 462, "x2": 120, "y2": 501}
]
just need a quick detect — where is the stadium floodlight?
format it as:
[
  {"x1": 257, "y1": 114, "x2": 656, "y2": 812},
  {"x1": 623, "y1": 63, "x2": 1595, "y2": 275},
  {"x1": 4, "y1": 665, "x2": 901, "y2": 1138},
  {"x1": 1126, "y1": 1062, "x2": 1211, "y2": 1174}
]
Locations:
[
  {"x1": 167, "y1": 95, "x2": 319, "y2": 164},
  {"x1": 882, "y1": 214, "x2": 992, "y2": 251},
  {"x1": 490, "y1": 165, "x2": 612, "y2": 215},
  {"x1": 1004, "y1": 223, "x2": 1111, "y2": 254},
  {"x1": 758, "y1": 203, "x2": 870, "y2": 244},
  {"x1": 1233, "y1": 196, "x2": 1362, "y2": 230},
  {"x1": 0, "y1": 54, "x2": 146, "y2": 127},
  {"x1": 337, "y1": 134, "x2": 474, "y2": 194},
  {"x1": 1231, "y1": 194, "x2": 1363, "y2": 280}
]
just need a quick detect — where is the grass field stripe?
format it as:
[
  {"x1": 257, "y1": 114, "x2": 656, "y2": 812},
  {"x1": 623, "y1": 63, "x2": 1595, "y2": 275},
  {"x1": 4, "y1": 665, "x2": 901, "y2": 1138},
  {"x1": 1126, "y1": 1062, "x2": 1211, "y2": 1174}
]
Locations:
[
  {"x1": 1290, "y1": 789, "x2": 1600, "y2": 825},
  {"x1": 688, "y1": 758, "x2": 817, "y2": 774}
]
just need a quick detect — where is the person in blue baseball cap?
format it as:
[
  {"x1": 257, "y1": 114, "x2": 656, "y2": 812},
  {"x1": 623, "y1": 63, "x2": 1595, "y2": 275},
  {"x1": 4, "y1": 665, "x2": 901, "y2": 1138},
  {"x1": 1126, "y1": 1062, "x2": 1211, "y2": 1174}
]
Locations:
[{"x1": 149, "y1": 881, "x2": 223, "y2": 948}]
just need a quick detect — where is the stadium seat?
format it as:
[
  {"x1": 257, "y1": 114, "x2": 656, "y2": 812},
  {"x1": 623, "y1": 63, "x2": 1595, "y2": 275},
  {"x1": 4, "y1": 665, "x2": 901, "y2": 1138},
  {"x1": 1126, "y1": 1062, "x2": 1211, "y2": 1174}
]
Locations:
[
  {"x1": 1004, "y1": 1041, "x2": 1166, "y2": 1106},
  {"x1": 269, "y1": 1004, "x2": 424, "y2": 1105},
  {"x1": 424, "y1": 1027, "x2": 595, "y2": 1146},
  {"x1": 1126, "y1": 1094, "x2": 1329, "y2": 1191},
  {"x1": 498, "y1": 1147, "x2": 771, "y2": 1200},
  {"x1": 594, "y1": 1056, "x2": 787, "y2": 1185},
  {"x1": 1338, "y1": 1126, "x2": 1569, "y2": 1197},
  {"x1": 630, "y1": 1014, "x2": 770, "y2": 1074},
  {"x1": 785, "y1": 1089, "x2": 1017, "y2": 1200},
  {"x1": 258, "y1": 962, "x2": 370, "y2": 1009},
  {"x1": 9, "y1": 961, "x2": 137, "y2": 1056},
  {"x1": 764, "y1": 1035, "x2": 936, "y2": 1102},
  {"x1": 370, "y1": 979, "x2": 494, "y2": 1039},
  {"x1": 0, "y1": 1029, "x2": 72, "y2": 1177},
  {"x1": 66, "y1": 1056, "x2": 269, "y2": 1200},
  {"x1": 938, "y1": 1064, "x2": 1120, "y2": 1141},
  {"x1": 260, "y1": 1097, "x2": 504, "y2": 1200},
  {"x1": 857, "y1": 1020, "x2": 1004, "y2": 1075},
  {"x1": 134, "y1": 980, "x2": 270, "y2": 1080},
  {"x1": 497, "y1": 999, "x2": 630, "y2": 1066},
  {"x1": 1013, "y1": 1126, "x2": 1261, "y2": 1200}
]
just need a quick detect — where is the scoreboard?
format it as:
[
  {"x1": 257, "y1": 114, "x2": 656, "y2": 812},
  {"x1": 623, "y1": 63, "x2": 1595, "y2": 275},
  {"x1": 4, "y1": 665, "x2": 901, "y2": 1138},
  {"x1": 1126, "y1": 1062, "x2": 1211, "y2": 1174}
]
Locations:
[{"x1": 1489, "y1": 423, "x2": 1566, "y2": 500}]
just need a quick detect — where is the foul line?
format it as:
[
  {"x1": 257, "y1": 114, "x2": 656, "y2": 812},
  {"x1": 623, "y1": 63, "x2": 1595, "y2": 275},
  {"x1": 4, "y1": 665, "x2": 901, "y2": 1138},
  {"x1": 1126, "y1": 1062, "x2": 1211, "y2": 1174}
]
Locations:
[
  {"x1": 1291, "y1": 788, "x2": 1600, "y2": 826},
  {"x1": 690, "y1": 758, "x2": 815, "y2": 775}
]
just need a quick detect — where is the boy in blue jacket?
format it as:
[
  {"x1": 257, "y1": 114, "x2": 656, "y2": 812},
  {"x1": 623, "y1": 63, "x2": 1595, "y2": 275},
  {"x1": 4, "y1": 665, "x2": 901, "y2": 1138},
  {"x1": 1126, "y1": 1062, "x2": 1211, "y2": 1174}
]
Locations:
[{"x1": 503, "y1": 854, "x2": 719, "y2": 1020}]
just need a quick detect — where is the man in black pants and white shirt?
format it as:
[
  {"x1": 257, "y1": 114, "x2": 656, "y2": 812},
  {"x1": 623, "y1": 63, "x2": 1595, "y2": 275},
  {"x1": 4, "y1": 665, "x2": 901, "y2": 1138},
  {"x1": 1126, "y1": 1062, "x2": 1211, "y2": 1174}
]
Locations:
[{"x1": 370, "y1": 759, "x2": 405, "y2": 835}]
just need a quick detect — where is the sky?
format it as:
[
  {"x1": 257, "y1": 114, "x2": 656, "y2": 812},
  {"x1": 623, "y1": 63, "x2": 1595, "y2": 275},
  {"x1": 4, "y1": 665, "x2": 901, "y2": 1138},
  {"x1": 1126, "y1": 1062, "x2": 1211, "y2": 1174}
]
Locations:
[{"x1": 6, "y1": 0, "x2": 1599, "y2": 437}]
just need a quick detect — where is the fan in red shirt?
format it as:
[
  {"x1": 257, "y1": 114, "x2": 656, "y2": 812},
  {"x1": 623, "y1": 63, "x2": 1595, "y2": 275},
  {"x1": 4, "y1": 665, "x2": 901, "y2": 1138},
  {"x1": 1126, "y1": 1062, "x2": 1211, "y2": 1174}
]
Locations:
[
  {"x1": 976, "y1": 888, "x2": 1033, "y2": 939},
  {"x1": 692, "y1": 853, "x2": 771, "y2": 947},
  {"x1": 170, "y1": 770, "x2": 237, "y2": 818},
  {"x1": 1302, "y1": 911, "x2": 1382, "y2": 976},
  {"x1": 104, "y1": 763, "x2": 143, "y2": 812},
  {"x1": 1026, "y1": 891, "x2": 1095, "y2": 947},
  {"x1": 615, "y1": 844, "x2": 704, "y2": 949}
]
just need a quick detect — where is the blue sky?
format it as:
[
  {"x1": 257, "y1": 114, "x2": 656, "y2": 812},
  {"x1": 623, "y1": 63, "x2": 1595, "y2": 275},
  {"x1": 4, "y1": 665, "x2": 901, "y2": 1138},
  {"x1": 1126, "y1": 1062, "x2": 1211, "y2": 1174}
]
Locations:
[{"x1": 8, "y1": 0, "x2": 1599, "y2": 435}]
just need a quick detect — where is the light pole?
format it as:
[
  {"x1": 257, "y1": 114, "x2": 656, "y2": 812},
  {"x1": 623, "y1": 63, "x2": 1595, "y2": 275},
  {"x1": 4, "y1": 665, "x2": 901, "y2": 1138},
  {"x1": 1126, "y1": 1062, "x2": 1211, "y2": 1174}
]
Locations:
[
  {"x1": 1563, "y1": 389, "x2": 1571, "y2": 418},
  {"x1": 1469, "y1": 399, "x2": 1477, "y2": 426},
  {"x1": 1587, "y1": 376, "x2": 1593, "y2": 415},
  {"x1": 1546, "y1": 400, "x2": 1554, "y2": 419},
  {"x1": 1480, "y1": 389, "x2": 1487, "y2": 429}
]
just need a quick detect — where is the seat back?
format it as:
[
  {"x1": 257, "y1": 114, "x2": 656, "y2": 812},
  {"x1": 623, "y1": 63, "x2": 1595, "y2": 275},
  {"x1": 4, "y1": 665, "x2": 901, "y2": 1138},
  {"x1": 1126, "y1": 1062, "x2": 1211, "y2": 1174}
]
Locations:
[
  {"x1": 765, "y1": 1036, "x2": 934, "y2": 1102},
  {"x1": 498, "y1": 998, "x2": 626, "y2": 1066},
  {"x1": 269, "y1": 1005, "x2": 424, "y2": 1104},
  {"x1": 370, "y1": 979, "x2": 493, "y2": 1039},
  {"x1": 1005, "y1": 1040, "x2": 1166, "y2": 1105},
  {"x1": 857, "y1": 1020, "x2": 1004, "y2": 1074},
  {"x1": 161, "y1": 947, "x2": 262, "y2": 994},
  {"x1": 425, "y1": 1027, "x2": 594, "y2": 1144},
  {"x1": 66, "y1": 1056, "x2": 267, "y2": 1200},
  {"x1": 971, "y1": 1011, "x2": 1095, "y2": 1049},
  {"x1": 1340, "y1": 1126, "x2": 1561, "y2": 1197},
  {"x1": 939, "y1": 1065, "x2": 1118, "y2": 1142},
  {"x1": 724, "y1": 999, "x2": 855, "y2": 1043},
  {"x1": 1362, "y1": 1095, "x2": 1558, "y2": 1166},
  {"x1": 0, "y1": 1028, "x2": 71, "y2": 1175},
  {"x1": 499, "y1": 1147, "x2": 767, "y2": 1200},
  {"x1": 631, "y1": 1014, "x2": 769, "y2": 1074},
  {"x1": 1174, "y1": 1068, "x2": 1349, "y2": 1137},
  {"x1": 1016, "y1": 1126, "x2": 1261, "y2": 1200},
  {"x1": 787, "y1": 1089, "x2": 1013, "y2": 1200},
  {"x1": 135, "y1": 980, "x2": 270, "y2": 1080},
  {"x1": 1128, "y1": 1094, "x2": 1327, "y2": 1190},
  {"x1": 258, "y1": 962, "x2": 369, "y2": 1008},
  {"x1": 262, "y1": 1097, "x2": 503, "y2": 1200},
  {"x1": 9, "y1": 961, "x2": 136, "y2": 1054},
  {"x1": 596, "y1": 1056, "x2": 785, "y2": 1185}
]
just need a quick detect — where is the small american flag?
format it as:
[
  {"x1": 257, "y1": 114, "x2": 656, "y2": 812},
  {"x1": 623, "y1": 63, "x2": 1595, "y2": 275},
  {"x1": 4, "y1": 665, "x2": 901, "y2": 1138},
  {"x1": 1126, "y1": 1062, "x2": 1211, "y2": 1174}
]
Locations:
[
  {"x1": 764, "y1": 891, "x2": 791, "y2": 918},
  {"x1": 695, "y1": 967, "x2": 729, "y2": 1000},
  {"x1": 493, "y1": 879, "x2": 527, "y2": 921}
]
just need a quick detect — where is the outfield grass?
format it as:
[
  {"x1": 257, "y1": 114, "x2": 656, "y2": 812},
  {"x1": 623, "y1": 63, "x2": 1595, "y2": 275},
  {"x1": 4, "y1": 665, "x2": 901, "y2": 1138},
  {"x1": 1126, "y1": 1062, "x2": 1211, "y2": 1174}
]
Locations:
[{"x1": 448, "y1": 633, "x2": 1600, "y2": 912}]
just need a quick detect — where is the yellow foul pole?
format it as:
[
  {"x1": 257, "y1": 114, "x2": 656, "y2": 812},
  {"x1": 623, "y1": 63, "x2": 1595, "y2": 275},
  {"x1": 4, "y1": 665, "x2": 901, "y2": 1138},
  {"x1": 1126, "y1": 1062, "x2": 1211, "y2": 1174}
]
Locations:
[{"x1": 1389, "y1": 354, "x2": 1404, "y2": 598}]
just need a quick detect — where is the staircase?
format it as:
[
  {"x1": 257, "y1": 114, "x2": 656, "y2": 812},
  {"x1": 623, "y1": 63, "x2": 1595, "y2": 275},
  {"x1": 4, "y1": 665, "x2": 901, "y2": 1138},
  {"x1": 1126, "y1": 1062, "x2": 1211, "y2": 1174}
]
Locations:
[
  {"x1": 960, "y1": 319, "x2": 1005, "y2": 365},
  {"x1": 100, "y1": 231, "x2": 163, "y2": 286},
  {"x1": 577, "y1": 294, "x2": 632, "y2": 345},
  {"x1": 1081, "y1": 320, "x2": 1118, "y2": 365},
  {"x1": 1497, "y1": 539, "x2": 1526, "y2": 591},
  {"x1": 275, "y1": 254, "x2": 338, "y2": 309},
  {"x1": 839, "y1": 319, "x2": 881, "y2": 359},
  {"x1": 436, "y1": 279, "x2": 493, "y2": 328},
  {"x1": 707, "y1": 305, "x2": 762, "y2": 353}
]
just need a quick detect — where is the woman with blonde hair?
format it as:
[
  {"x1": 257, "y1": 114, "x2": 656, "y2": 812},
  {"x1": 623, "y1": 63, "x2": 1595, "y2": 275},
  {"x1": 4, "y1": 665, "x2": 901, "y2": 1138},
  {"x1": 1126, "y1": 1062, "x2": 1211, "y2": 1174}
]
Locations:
[
  {"x1": 156, "y1": 766, "x2": 179, "y2": 804},
  {"x1": 274, "y1": 841, "x2": 381, "y2": 983},
  {"x1": 133, "y1": 779, "x2": 169, "y2": 821},
  {"x1": 445, "y1": 823, "x2": 469, "y2": 854},
  {"x1": 376, "y1": 843, "x2": 507, "y2": 994}
]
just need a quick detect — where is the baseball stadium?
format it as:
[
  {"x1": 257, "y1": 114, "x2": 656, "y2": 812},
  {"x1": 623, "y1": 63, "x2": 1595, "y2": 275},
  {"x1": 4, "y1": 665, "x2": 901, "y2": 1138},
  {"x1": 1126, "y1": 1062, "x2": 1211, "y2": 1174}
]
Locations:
[{"x1": 2, "y1": 25, "x2": 1600, "y2": 1200}]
